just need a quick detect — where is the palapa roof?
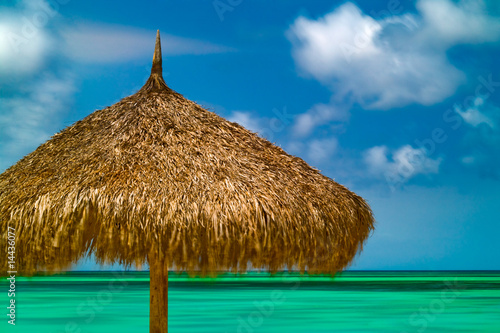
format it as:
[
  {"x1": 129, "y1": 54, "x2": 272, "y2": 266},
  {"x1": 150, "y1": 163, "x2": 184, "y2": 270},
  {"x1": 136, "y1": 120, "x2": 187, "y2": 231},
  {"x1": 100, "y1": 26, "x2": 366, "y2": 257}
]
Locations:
[{"x1": 0, "y1": 31, "x2": 374, "y2": 276}]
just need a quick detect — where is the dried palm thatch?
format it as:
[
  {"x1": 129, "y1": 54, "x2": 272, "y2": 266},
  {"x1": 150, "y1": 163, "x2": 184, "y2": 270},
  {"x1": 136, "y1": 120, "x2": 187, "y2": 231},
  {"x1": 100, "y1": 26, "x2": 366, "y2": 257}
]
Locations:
[{"x1": 0, "y1": 31, "x2": 374, "y2": 277}]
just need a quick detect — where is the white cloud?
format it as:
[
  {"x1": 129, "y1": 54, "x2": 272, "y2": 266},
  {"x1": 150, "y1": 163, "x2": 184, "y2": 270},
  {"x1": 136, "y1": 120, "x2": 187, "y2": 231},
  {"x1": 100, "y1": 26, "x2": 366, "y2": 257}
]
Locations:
[
  {"x1": 364, "y1": 145, "x2": 442, "y2": 185},
  {"x1": 418, "y1": 0, "x2": 500, "y2": 45},
  {"x1": 1, "y1": 5, "x2": 234, "y2": 71},
  {"x1": 62, "y1": 23, "x2": 234, "y2": 64},
  {"x1": 0, "y1": 74, "x2": 75, "y2": 172},
  {"x1": 461, "y1": 156, "x2": 475, "y2": 165},
  {"x1": 454, "y1": 97, "x2": 496, "y2": 128},
  {"x1": 364, "y1": 145, "x2": 390, "y2": 175},
  {"x1": 308, "y1": 137, "x2": 338, "y2": 163},
  {"x1": 288, "y1": 3, "x2": 383, "y2": 82},
  {"x1": 455, "y1": 98, "x2": 500, "y2": 176},
  {"x1": 227, "y1": 107, "x2": 294, "y2": 143},
  {"x1": 286, "y1": 137, "x2": 338, "y2": 165},
  {"x1": 287, "y1": 0, "x2": 500, "y2": 110},
  {"x1": 0, "y1": 0, "x2": 54, "y2": 76},
  {"x1": 392, "y1": 145, "x2": 441, "y2": 176},
  {"x1": 292, "y1": 101, "x2": 349, "y2": 137},
  {"x1": 228, "y1": 111, "x2": 263, "y2": 133}
]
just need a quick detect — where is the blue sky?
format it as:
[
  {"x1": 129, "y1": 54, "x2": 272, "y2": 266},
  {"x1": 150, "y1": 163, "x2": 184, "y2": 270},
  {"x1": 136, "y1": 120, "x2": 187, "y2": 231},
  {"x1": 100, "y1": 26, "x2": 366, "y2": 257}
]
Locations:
[{"x1": 1, "y1": 0, "x2": 499, "y2": 270}]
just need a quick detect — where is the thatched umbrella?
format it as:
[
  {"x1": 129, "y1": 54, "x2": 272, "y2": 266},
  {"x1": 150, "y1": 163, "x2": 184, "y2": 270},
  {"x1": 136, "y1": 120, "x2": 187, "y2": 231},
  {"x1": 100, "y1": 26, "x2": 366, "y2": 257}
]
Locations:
[{"x1": 0, "y1": 31, "x2": 374, "y2": 332}]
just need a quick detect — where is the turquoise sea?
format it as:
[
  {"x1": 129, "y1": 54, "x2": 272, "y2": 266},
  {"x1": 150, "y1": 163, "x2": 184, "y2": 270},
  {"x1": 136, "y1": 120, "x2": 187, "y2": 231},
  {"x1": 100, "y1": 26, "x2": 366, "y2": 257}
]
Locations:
[{"x1": 1, "y1": 271, "x2": 499, "y2": 332}]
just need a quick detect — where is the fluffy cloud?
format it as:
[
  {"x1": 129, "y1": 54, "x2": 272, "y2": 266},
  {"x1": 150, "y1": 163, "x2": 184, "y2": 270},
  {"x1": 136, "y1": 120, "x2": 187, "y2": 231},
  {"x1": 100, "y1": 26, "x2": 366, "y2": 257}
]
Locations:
[
  {"x1": 287, "y1": 0, "x2": 500, "y2": 110},
  {"x1": 292, "y1": 101, "x2": 349, "y2": 137},
  {"x1": 454, "y1": 97, "x2": 496, "y2": 128},
  {"x1": 363, "y1": 145, "x2": 442, "y2": 187},
  {"x1": 228, "y1": 108, "x2": 340, "y2": 165}
]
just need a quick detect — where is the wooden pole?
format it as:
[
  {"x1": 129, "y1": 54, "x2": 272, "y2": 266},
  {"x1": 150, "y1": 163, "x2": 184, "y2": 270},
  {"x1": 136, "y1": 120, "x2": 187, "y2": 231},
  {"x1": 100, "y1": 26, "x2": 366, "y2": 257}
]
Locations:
[{"x1": 149, "y1": 251, "x2": 168, "y2": 332}]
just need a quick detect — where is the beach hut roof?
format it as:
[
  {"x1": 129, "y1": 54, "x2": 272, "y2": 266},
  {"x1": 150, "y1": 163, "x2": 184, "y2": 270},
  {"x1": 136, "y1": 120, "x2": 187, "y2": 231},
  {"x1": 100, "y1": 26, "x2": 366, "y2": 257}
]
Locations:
[{"x1": 0, "y1": 31, "x2": 374, "y2": 275}]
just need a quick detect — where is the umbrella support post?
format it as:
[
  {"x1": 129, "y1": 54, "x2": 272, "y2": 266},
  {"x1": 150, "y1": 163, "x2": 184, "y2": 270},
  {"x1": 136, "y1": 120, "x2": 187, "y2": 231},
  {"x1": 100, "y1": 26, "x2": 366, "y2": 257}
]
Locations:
[{"x1": 149, "y1": 253, "x2": 168, "y2": 333}]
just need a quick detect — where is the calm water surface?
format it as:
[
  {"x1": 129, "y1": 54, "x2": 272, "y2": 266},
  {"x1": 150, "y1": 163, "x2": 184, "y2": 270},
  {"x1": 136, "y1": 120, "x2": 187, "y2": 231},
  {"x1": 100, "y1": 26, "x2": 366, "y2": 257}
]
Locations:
[{"x1": 1, "y1": 271, "x2": 499, "y2": 332}]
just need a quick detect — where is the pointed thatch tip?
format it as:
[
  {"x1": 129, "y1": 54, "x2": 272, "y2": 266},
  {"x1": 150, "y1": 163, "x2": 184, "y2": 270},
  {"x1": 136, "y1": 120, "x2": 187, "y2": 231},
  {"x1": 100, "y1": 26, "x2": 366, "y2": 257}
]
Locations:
[
  {"x1": 151, "y1": 30, "x2": 162, "y2": 76},
  {"x1": 141, "y1": 30, "x2": 168, "y2": 92}
]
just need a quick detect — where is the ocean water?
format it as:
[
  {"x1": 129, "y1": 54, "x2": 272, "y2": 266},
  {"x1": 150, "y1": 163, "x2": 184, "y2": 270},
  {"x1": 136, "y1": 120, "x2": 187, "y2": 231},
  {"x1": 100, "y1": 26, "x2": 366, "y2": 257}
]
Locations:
[{"x1": 1, "y1": 271, "x2": 499, "y2": 332}]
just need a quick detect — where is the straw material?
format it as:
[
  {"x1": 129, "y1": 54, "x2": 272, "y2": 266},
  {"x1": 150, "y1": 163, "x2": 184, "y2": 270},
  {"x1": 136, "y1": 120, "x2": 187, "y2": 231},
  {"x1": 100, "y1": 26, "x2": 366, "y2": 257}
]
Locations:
[{"x1": 0, "y1": 32, "x2": 374, "y2": 276}]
